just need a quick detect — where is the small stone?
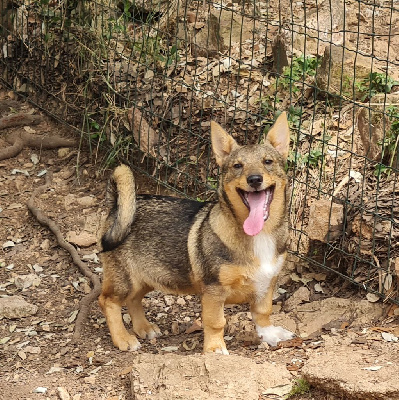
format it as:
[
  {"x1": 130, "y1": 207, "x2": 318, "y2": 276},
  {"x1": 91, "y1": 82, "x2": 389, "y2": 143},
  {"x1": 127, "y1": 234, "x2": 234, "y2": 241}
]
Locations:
[
  {"x1": 0, "y1": 296, "x2": 38, "y2": 319},
  {"x1": 84, "y1": 376, "x2": 96, "y2": 385},
  {"x1": 171, "y1": 321, "x2": 180, "y2": 335},
  {"x1": 33, "y1": 387, "x2": 47, "y2": 394},
  {"x1": 40, "y1": 239, "x2": 50, "y2": 251},
  {"x1": 76, "y1": 196, "x2": 97, "y2": 208},
  {"x1": 164, "y1": 296, "x2": 175, "y2": 306},
  {"x1": 66, "y1": 231, "x2": 97, "y2": 247},
  {"x1": 57, "y1": 387, "x2": 71, "y2": 400},
  {"x1": 58, "y1": 148, "x2": 70, "y2": 158},
  {"x1": 14, "y1": 273, "x2": 41, "y2": 289},
  {"x1": 307, "y1": 199, "x2": 343, "y2": 242},
  {"x1": 176, "y1": 297, "x2": 186, "y2": 306}
]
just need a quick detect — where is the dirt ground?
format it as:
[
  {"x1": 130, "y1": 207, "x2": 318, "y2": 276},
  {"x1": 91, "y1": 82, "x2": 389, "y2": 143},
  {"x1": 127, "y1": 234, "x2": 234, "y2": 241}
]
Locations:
[{"x1": 0, "y1": 91, "x2": 398, "y2": 400}]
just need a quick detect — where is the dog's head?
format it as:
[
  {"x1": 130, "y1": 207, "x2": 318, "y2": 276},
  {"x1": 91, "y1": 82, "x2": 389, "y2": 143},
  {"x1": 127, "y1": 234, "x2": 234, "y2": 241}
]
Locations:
[{"x1": 211, "y1": 113, "x2": 290, "y2": 236}]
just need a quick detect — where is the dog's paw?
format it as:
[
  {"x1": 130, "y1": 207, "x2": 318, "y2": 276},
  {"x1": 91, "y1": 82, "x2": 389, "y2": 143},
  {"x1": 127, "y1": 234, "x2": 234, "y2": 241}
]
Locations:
[
  {"x1": 134, "y1": 322, "x2": 161, "y2": 340},
  {"x1": 113, "y1": 333, "x2": 141, "y2": 351},
  {"x1": 203, "y1": 338, "x2": 229, "y2": 355},
  {"x1": 256, "y1": 325, "x2": 294, "y2": 346}
]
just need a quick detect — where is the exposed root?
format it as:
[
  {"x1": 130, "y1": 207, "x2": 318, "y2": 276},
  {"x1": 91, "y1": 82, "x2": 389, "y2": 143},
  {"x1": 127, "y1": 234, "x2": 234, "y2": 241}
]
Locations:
[
  {"x1": 27, "y1": 172, "x2": 101, "y2": 340},
  {"x1": 0, "y1": 113, "x2": 77, "y2": 161}
]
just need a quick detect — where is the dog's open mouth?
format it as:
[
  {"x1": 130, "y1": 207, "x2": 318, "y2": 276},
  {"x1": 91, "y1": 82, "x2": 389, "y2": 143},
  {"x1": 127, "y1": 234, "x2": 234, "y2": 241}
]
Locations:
[{"x1": 237, "y1": 186, "x2": 274, "y2": 236}]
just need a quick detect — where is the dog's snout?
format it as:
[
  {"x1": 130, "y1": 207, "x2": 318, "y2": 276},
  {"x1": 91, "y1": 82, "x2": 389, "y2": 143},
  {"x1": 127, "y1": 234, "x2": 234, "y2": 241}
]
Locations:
[{"x1": 247, "y1": 174, "x2": 263, "y2": 188}]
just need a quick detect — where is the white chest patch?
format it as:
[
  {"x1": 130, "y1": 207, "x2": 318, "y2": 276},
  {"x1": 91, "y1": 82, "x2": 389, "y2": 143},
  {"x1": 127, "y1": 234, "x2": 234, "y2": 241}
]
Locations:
[{"x1": 253, "y1": 233, "x2": 285, "y2": 299}]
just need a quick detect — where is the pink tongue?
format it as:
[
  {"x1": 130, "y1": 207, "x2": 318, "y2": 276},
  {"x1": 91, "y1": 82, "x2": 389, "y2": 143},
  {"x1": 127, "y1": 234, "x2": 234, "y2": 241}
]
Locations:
[{"x1": 243, "y1": 191, "x2": 266, "y2": 236}]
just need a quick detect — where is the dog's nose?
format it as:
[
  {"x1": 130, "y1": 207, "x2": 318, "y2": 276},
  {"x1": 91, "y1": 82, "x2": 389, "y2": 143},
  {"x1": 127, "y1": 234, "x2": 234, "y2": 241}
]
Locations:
[{"x1": 247, "y1": 174, "x2": 263, "y2": 188}]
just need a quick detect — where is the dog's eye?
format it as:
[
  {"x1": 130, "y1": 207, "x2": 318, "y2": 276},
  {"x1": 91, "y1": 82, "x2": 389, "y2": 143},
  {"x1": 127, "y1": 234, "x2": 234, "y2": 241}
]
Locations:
[
  {"x1": 233, "y1": 163, "x2": 243, "y2": 169},
  {"x1": 264, "y1": 159, "x2": 273, "y2": 165}
]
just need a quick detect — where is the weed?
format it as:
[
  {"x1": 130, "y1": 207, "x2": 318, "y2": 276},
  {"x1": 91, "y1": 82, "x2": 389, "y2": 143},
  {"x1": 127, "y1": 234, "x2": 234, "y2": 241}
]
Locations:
[
  {"x1": 355, "y1": 72, "x2": 398, "y2": 101},
  {"x1": 285, "y1": 378, "x2": 311, "y2": 398},
  {"x1": 375, "y1": 105, "x2": 399, "y2": 177},
  {"x1": 280, "y1": 55, "x2": 321, "y2": 93}
]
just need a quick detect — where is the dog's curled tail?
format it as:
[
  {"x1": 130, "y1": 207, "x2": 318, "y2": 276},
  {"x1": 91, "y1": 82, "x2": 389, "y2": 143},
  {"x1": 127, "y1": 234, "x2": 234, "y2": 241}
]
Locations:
[{"x1": 101, "y1": 164, "x2": 136, "y2": 252}]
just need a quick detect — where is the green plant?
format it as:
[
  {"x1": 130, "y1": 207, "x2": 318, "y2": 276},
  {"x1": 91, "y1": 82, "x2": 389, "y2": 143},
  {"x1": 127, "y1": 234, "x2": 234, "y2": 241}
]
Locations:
[
  {"x1": 285, "y1": 378, "x2": 311, "y2": 398},
  {"x1": 355, "y1": 72, "x2": 398, "y2": 101},
  {"x1": 375, "y1": 105, "x2": 399, "y2": 177},
  {"x1": 280, "y1": 55, "x2": 321, "y2": 93}
]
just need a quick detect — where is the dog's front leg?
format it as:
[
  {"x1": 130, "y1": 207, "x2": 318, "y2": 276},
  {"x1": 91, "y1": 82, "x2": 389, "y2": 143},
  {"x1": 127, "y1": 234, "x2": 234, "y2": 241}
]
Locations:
[
  {"x1": 201, "y1": 290, "x2": 228, "y2": 355},
  {"x1": 251, "y1": 276, "x2": 294, "y2": 347}
]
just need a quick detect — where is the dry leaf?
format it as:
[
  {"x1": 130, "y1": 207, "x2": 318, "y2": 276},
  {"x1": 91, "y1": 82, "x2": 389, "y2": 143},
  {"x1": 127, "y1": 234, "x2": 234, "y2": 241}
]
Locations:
[
  {"x1": 383, "y1": 273, "x2": 393, "y2": 291},
  {"x1": 362, "y1": 366, "x2": 383, "y2": 371},
  {"x1": 185, "y1": 319, "x2": 202, "y2": 334},
  {"x1": 381, "y1": 332, "x2": 398, "y2": 342},
  {"x1": 366, "y1": 293, "x2": 380, "y2": 303},
  {"x1": 128, "y1": 107, "x2": 158, "y2": 154},
  {"x1": 182, "y1": 339, "x2": 198, "y2": 351}
]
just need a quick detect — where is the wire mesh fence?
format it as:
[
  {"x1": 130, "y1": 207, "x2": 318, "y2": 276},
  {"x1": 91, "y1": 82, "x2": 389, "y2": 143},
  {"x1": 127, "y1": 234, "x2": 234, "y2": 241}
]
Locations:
[{"x1": 1, "y1": 0, "x2": 398, "y2": 304}]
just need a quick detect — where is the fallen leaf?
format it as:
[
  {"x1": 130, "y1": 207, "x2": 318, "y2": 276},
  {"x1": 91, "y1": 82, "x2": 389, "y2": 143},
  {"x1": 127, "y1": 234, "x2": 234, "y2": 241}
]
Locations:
[
  {"x1": 119, "y1": 366, "x2": 133, "y2": 376},
  {"x1": 381, "y1": 332, "x2": 398, "y2": 342},
  {"x1": 31, "y1": 154, "x2": 39, "y2": 164},
  {"x1": 366, "y1": 293, "x2": 380, "y2": 303},
  {"x1": 185, "y1": 319, "x2": 202, "y2": 334},
  {"x1": 0, "y1": 337, "x2": 10, "y2": 344},
  {"x1": 182, "y1": 339, "x2": 198, "y2": 351},
  {"x1": 127, "y1": 107, "x2": 158, "y2": 154},
  {"x1": 263, "y1": 384, "x2": 292, "y2": 396},
  {"x1": 68, "y1": 310, "x2": 78, "y2": 323},
  {"x1": 57, "y1": 387, "x2": 71, "y2": 400},
  {"x1": 161, "y1": 346, "x2": 179, "y2": 352},
  {"x1": 11, "y1": 169, "x2": 29, "y2": 176},
  {"x1": 33, "y1": 387, "x2": 47, "y2": 394},
  {"x1": 362, "y1": 365, "x2": 383, "y2": 371},
  {"x1": 383, "y1": 273, "x2": 393, "y2": 291},
  {"x1": 314, "y1": 283, "x2": 324, "y2": 293}
]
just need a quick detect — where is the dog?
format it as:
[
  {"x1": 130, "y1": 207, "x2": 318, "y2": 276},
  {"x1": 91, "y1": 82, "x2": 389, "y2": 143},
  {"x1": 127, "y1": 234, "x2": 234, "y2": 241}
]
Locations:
[{"x1": 98, "y1": 112, "x2": 294, "y2": 354}]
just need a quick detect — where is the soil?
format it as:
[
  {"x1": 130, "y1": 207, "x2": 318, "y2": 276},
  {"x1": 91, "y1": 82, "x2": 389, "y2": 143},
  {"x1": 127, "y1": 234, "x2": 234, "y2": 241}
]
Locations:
[{"x1": 0, "y1": 91, "x2": 398, "y2": 400}]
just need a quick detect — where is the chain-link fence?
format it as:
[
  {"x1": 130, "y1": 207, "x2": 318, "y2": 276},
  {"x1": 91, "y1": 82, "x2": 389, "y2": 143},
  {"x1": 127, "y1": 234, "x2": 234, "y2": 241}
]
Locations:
[{"x1": 1, "y1": 0, "x2": 398, "y2": 304}]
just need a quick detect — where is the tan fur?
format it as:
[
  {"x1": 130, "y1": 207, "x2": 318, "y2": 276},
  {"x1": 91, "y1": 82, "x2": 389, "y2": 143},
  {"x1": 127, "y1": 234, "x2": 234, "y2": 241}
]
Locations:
[{"x1": 99, "y1": 112, "x2": 293, "y2": 353}]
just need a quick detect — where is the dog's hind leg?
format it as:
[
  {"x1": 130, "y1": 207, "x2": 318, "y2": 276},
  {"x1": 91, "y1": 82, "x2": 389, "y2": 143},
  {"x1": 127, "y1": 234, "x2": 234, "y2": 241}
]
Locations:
[
  {"x1": 99, "y1": 291, "x2": 141, "y2": 351},
  {"x1": 201, "y1": 290, "x2": 228, "y2": 354},
  {"x1": 126, "y1": 283, "x2": 161, "y2": 340}
]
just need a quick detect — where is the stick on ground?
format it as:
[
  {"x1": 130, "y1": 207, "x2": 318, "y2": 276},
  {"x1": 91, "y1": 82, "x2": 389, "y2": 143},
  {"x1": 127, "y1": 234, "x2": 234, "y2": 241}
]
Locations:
[{"x1": 27, "y1": 172, "x2": 102, "y2": 340}]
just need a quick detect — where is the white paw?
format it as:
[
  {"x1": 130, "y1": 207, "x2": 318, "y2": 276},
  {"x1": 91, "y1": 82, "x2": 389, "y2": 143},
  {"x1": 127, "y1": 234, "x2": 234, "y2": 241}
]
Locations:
[
  {"x1": 256, "y1": 325, "x2": 294, "y2": 346},
  {"x1": 214, "y1": 347, "x2": 229, "y2": 355}
]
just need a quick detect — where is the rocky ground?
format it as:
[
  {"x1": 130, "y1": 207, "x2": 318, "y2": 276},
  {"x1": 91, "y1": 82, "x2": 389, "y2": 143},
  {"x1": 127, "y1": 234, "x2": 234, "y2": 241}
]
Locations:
[{"x1": 1, "y1": 91, "x2": 399, "y2": 400}]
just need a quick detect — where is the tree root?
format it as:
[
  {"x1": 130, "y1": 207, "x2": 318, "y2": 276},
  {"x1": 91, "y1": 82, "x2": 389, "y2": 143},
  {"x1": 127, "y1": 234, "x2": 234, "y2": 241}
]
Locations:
[
  {"x1": 27, "y1": 172, "x2": 102, "y2": 340},
  {"x1": 0, "y1": 113, "x2": 77, "y2": 161}
]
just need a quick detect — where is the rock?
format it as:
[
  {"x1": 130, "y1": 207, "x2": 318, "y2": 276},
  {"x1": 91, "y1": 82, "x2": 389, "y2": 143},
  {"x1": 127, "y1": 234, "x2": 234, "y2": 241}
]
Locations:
[
  {"x1": 316, "y1": 45, "x2": 378, "y2": 97},
  {"x1": 0, "y1": 295, "x2": 38, "y2": 319},
  {"x1": 307, "y1": 199, "x2": 343, "y2": 242},
  {"x1": 285, "y1": 286, "x2": 310, "y2": 311},
  {"x1": 356, "y1": 91, "x2": 399, "y2": 161},
  {"x1": 302, "y1": 349, "x2": 399, "y2": 400},
  {"x1": 191, "y1": 13, "x2": 225, "y2": 57},
  {"x1": 294, "y1": 297, "x2": 383, "y2": 337},
  {"x1": 58, "y1": 148, "x2": 70, "y2": 158},
  {"x1": 66, "y1": 231, "x2": 97, "y2": 247},
  {"x1": 14, "y1": 273, "x2": 41, "y2": 289},
  {"x1": 76, "y1": 196, "x2": 97, "y2": 208},
  {"x1": 272, "y1": 34, "x2": 289, "y2": 74},
  {"x1": 64, "y1": 194, "x2": 76, "y2": 210},
  {"x1": 293, "y1": 0, "x2": 345, "y2": 55},
  {"x1": 130, "y1": 354, "x2": 291, "y2": 400},
  {"x1": 40, "y1": 239, "x2": 51, "y2": 251},
  {"x1": 57, "y1": 387, "x2": 71, "y2": 400}
]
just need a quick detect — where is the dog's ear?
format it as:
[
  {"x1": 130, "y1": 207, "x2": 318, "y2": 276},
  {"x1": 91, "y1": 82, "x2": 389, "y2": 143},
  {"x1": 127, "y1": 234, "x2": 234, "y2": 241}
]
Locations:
[
  {"x1": 266, "y1": 112, "x2": 290, "y2": 160},
  {"x1": 211, "y1": 121, "x2": 239, "y2": 166}
]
